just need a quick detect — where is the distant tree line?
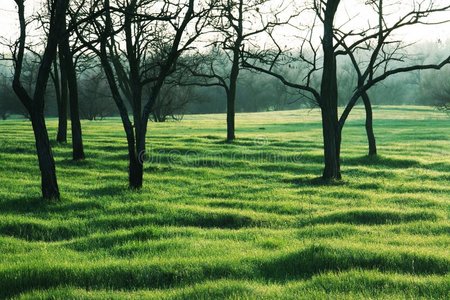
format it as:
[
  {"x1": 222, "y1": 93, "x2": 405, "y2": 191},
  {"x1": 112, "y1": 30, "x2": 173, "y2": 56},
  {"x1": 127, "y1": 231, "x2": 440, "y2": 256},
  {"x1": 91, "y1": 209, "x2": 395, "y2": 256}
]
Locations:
[
  {"x1": 1, "y1": 0, "x2": 450, "y2": 200},
  {"x1": 2, "y1": 46, "x2": 449, "y2": 119}
]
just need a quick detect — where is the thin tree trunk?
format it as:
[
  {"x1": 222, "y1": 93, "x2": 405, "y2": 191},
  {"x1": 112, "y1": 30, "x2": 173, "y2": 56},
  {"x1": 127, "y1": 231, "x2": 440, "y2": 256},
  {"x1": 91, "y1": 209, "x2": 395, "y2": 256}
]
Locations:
[
  {"x1": 226, "y1": 90, "x2": 236, "y2": 142},
  {"x1": 60, "y1": 33, "x2": 85, "y2": 160},
  {"x1": 361, "y1": 92, "x2": 377, "y2": 156},
  {"x1": 31, "y1": 111, "x2": 60, "y2": 199},
  {"x1": 99, "y1": 46, "x2": 142, "y2": 189},
  {"x1": 54, "y1": 57, "x2": 67, "y2": 143},
  {"x1": 227, "y1": 47, "x2": 240, "y2": 142},
  {"x1": 130, "y1": 83, "x2": 144, "y2": 189}
]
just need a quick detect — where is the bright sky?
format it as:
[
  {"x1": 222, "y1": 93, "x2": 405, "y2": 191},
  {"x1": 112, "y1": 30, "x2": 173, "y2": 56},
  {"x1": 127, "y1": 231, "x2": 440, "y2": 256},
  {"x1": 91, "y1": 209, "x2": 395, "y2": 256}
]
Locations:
[{"x1": 1, "y1": 0, "x2": 449, "y2": 50}]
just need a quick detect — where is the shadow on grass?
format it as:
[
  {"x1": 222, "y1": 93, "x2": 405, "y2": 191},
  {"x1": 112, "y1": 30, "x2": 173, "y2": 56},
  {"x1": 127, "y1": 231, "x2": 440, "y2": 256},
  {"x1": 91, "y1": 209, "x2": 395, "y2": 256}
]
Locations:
[
  {"x1": 1, "y1": 244, "x2": 448, "y2": 298},
  {"x1": 299, "y1": 209, "x2": 439, "y2": 226},
  {"x1": 0, "y1": 196, "x2": 49, "y2": 213},
  {"x1": 344, "y1": 155, "x2": 420, "y2": 169},
  {"x1": 58, "y1": 159, "x2": 93, "y2": 168},
  {"x1": 0, "y1": 145, "x2": 35, "y2": 155},
  {"x1": 84, "y1": 185, "x2": 129, "y2": 198},
  {"x1": 89, "y1": 210, "x2": 256, "y2": 231},
  {"x1": 422, "y1": 161, "x2": 450, "y2": 172},
  {"x1": 0, "y1": 196, "x2": 105, "y2": 215},
  {"x1": 284, "y1": 176, "x2": 346, "y2": 187},
  {"x1": 259, "y1": 244, "x2": 450, "y2": 281}
]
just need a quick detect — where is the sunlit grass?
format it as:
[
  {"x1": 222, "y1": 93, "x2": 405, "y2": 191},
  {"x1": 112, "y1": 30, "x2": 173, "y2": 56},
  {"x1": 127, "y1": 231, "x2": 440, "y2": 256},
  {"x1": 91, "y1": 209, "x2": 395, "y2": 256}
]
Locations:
[{"x1": 0, "y1": 106, "x2": 449, "y2": 299}]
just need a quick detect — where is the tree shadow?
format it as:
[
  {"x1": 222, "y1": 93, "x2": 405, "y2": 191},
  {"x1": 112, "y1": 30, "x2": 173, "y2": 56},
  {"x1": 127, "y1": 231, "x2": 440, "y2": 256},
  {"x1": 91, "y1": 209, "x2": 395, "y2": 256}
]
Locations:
[
  {"x1": 83, "y1": 185, "x2": 129, "y2": 198},
  {"x1": 284, "y1": 176, "x2": 346, "y2": 187},
  {"x1": 0, "y1": 196, "x2": 49, "y2": 213},
  {"x1": 59, "y1": 158, "x2": 93, "y2": 167},
  {"x1": 0, "y1": 195, "x2": 104, "y2": 215},
  {"x1": 343, "y1": 155, "x2": 420, "y2": 169}
]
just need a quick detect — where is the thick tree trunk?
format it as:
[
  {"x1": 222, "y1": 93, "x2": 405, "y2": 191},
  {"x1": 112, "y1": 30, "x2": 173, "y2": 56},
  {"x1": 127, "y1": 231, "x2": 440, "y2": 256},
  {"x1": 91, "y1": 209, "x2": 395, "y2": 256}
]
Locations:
[
  {"x1": 54, "y1": 57, "x2": 67, "y2": 143},
  {"x1": 320, "y1": 1, "x2": 341, "y2": 180},
  {"x1": 129, "y1": 149, "x2": 143, "y2": 189},
  {"x1": 361, "y1": 92, "x2": 377, "y2": 156},
  {"x1": 321, "y1": 107, "x2": 341, "y2": 180},
  {"x1": 31, "y1": 112, "x2": 60, "y2": 200},
  {"x1": 60, "y1": 34, "x2": 85, "y2": 160}
]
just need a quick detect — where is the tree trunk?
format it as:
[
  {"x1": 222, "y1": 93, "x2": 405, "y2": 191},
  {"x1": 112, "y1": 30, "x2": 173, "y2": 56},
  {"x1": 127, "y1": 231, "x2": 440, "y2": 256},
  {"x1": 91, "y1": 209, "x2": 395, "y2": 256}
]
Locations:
[
  {"x1": 54, "y1": 57, "x2": 67, "y2": 143},
  {"x1": 361, "y1": 92, "x2": 377, "y2": 156},
  {"x1": 320, "y1": 1, "x2": 341, "y2": 180},
  {"x1": 129, "y1": 150, "x2": 143, "y2": 189},
  {"x1": 321, "y1": 107, "x2": 341, "y2": 180},
  {"x1": 30, "y1": 112, "x2": 60, "y2": 200},
  {"x1": 61, "y1": 34, "x2": 85, "y2": 160},
  {"x1": 227, "y1": 47, "x2": 240, "y2": 142},
  {"x1": 226, "y1": 91, "x2": 236, "y2": 142}
]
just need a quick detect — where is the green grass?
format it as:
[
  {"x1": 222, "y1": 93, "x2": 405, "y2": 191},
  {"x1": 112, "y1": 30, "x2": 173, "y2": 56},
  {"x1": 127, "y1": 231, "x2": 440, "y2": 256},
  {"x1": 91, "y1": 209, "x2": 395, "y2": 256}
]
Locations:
[{"x1": 0, "y1": 106, "x2": 449, "y2": 299}]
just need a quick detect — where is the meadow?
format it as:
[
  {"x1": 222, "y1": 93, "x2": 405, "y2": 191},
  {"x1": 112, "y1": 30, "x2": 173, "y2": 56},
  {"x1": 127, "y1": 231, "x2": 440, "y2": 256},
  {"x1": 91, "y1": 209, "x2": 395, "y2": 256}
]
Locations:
[{"x1": 0, "y1": 106, "x2": 449, "y2": 299}]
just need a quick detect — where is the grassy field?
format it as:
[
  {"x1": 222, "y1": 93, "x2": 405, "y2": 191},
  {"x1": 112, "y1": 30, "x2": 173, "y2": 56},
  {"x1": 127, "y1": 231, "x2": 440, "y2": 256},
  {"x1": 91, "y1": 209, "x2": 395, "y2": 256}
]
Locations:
[{"x1": 0, "y1": 106, "x2": 449, "y2": 299}]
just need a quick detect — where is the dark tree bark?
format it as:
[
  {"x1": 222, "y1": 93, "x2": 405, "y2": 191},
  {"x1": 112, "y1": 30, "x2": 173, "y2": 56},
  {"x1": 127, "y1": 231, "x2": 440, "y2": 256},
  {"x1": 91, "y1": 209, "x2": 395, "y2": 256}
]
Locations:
[
  {"x1": 53, "y1": 56, "x2": 68, "y2": 143},
  {"x1": 11, "y1": 0, "x2": 69, "y2": 200},
  {"x1": 100, "y1": 49, "x2": 140, "y2": 188},
  {"x1": 30, "y1": 111, "x2": 60, "y2": 199},
  {"x1": 243, "y1": 0, "x2": 450, "y2": 180},
  {"x1": 74, "y1": 0, "x2": 206, "y2": 189},
  {"x1": 335, "y1": 0, "x2": 450, "y2": 159},
  {"x1": 178, "y1": 0, "x2": 277, "y2": 142},
  {"x1": 227, "y1": 71, "x2": 237, "y2": 142},
  {"x1": 361, "y1": 92, "x2": 377, "y2": 156},
  {"x1": 60, "y1": 33, "x2": 85, "y2": 160},
  {"x1": 320, "y1": 0, "x2": 341, "y2": 180},
  {"x1": 225, "y1": 1, "x2": 243, "y2": 142}
]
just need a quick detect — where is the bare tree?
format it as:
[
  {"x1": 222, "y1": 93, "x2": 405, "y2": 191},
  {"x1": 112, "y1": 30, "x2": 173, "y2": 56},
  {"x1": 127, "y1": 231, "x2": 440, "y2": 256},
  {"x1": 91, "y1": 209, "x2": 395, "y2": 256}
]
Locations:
[
  {"x1": 10, "y1": 0, "x2": 70, "y2": 200},
  {"x1": 335, "y1": 0, "x2": 450, "y2": 157},
  {"x1": 38, "y1": 0, "x2": 85, "y2": 159},
  {"x1": 243, "y1": 0, "x2": 450, "y2": 180},
  {"x1": 179, "y1": 0, "x2": 291, "y2": 142},
  {"x1": 421, "y1": 66, "x2": 450, "y2": 115},
  {"x1": 0, "y1": 73, "x2": 18, "y2": 120},
  {"x1": 60, "y1": 14, "x2": 85, "y2": 160},
  {"x1": 73, "y1": 0, "x2": 211, "y2": 189},
  {"x1": 78, "y1": 67, "x2": 116, "y2": 120},
  {"x1": 149, "y1": 83, "x2": 191, "y2": 122}
]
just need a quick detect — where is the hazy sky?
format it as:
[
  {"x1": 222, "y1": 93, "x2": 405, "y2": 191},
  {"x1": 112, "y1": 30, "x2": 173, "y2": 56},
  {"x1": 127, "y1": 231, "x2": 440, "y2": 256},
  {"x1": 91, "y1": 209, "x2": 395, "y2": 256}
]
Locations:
[{"x1": 1, "y1": 0, "x2": 449, "y2": 48}]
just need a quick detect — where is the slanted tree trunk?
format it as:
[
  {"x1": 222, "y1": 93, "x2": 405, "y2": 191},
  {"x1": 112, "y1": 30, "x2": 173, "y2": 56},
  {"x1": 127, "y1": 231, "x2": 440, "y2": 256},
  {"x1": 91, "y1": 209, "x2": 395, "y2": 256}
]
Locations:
[
  {"x1": 30, "y1": 111, "x2": 60, "y2": 199},
  {"x1": 320, "y1": 0, "x2": 341, "y2": 180},
  {"x1": 99, "y1": 43, "x2": 143, "y2": 189},
  {"x1": 11, "y1": 0, "x2": 69, "y2": 200},
  {"x1": 53, "y1": 57, "x2": 68, "y2": 143},
  {"x1": 361, "y1": 92, "x2": 377, "y2": 156}
]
